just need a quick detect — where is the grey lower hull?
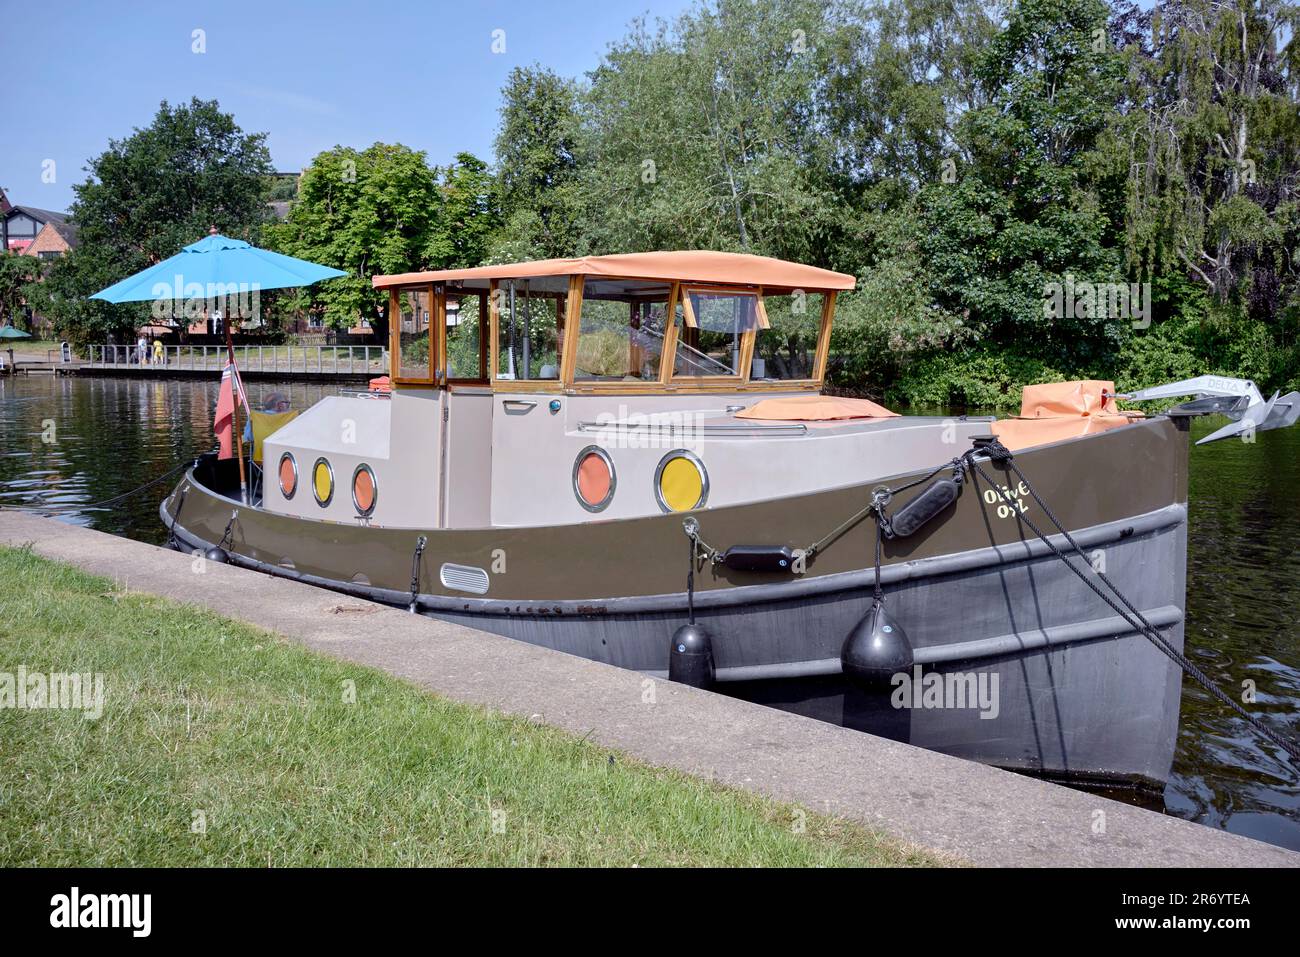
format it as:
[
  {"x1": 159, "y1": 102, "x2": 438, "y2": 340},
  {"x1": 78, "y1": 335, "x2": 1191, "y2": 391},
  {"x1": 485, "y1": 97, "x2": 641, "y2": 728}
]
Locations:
[
  {"x1": 165, "y1": 494, "x2": 1187, "y2": 786},
  {"x1": 429, "y1": 508, "x2": 1187, "y2": 786}
]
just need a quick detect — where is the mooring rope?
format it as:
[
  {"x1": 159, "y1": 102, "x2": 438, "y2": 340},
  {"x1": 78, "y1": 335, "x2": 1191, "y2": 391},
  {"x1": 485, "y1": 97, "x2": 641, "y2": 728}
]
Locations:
[
  {"x1": 961, "y1": 440, "x2": 1300, "y2": 765},
  {"x1": 407, "y1": 535, "x2": 428, "y2": 613}
]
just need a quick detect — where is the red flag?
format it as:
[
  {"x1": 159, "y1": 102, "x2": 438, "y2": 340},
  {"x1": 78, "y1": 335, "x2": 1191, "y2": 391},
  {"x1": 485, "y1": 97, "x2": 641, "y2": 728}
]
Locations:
[{"x1": 214, "y1": 361, "x2": 250, "y2": 459}]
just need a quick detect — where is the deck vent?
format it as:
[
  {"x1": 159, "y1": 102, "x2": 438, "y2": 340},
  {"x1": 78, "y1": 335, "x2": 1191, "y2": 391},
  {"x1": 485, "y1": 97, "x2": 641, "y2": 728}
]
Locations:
[{"x1": 440, "y1": 563, "x2": 490, "y2": 595}]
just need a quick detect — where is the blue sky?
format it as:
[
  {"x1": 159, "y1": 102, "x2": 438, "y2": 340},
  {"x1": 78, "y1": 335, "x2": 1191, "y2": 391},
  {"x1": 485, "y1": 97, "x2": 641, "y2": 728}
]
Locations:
[{"x1": 2, "y1": 0, "x2": 694, "y2": 213}]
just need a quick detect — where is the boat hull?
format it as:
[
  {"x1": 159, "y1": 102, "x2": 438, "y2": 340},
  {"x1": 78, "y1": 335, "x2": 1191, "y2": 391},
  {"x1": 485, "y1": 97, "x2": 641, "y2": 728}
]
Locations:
[{"x1": 162, "y1": 416, "x2": 1190, "y2": 786}]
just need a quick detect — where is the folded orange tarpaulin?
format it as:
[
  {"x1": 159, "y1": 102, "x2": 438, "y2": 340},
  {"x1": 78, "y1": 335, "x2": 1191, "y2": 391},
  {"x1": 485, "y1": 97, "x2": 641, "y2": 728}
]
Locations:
[
  {"x1": 734, "y1": 394, "x2": 899, "y2": 421},
  {"x1": 992, "y1": 380, "x2": 1143, "y2": 451}
]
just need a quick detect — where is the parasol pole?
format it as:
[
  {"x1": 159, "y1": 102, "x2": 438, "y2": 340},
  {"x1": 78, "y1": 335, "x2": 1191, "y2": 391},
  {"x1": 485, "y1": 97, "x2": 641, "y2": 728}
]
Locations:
[{"x1": 220, "y1": 308, "x2": 249, "y2": 505}]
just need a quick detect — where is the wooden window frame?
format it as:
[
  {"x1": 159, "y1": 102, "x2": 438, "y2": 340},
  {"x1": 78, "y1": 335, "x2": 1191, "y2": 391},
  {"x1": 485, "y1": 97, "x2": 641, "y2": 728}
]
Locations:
[
  {"x1": 388, "y1": 284, "x2": 438, "y2": 387},
  {"x1": 488, "y1": 277, "x2": 571, "y2": 393},
  {"x1": 477, "y1": 275, "x2": 838, "y2": 395},
  {"x1": 746, "y1": 288, "x2": 836, "y2": 391},
  {"x1": 443, "y1": 286, "x2": 490, "y2": 386}
]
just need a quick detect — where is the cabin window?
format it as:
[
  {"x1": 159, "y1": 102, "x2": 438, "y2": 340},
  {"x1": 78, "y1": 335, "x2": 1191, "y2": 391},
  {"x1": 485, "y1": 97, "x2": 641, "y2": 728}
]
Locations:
[
  {"x1": 394, "y1": 287, "x2": 433, "y2": 381},
  {"x1": 672, "y1": 288, "x2": 757, "y2": 378},
  {"x1": 753, "y1": 290, "x2": 824, "y2": 381},
  {"x1": 573, "y1": 279, "x2": 671, "y2": 382},
  {"x1": 495, "y1": 277, "x2": 567, "y2": 381},
  {"x1": 445, "y1": 289, "x2": 487, "y2": 380}
]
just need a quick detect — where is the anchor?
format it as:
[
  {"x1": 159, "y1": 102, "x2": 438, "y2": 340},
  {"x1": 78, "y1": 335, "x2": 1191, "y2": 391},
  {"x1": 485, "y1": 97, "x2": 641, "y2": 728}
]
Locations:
[{"x1": 1119, "y1": 375, "x2": 1300, "y2": 445}]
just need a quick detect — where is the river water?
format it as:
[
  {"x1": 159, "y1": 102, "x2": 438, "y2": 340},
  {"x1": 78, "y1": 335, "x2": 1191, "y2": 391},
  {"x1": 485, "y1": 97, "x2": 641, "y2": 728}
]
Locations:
[{"x1": 2, "y1": 374, "x2": 1298, "y2": 849}]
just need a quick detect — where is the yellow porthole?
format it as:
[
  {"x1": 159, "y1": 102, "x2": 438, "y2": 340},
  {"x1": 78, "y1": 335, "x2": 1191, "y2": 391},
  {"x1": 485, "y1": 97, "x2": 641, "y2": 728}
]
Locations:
[
  {"x1": 312, "y1": 457, "x2": 334, "y2": 507},
  {"x1": 654, "y1": 450, "x2": 708, "y2": 513}
]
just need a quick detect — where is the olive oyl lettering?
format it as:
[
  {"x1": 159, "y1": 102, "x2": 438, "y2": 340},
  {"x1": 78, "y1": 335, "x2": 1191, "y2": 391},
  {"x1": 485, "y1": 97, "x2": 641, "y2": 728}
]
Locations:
[{"x1": 50, "y1": 887, "x2": 151, "y2": 937}]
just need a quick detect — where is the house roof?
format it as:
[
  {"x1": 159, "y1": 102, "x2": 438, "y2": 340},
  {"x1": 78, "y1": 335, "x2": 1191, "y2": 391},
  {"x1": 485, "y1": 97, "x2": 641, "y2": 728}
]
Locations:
[
  {"x1": 38, "y1": 219, "x2": 79, "y2": 248},
  {"x1": 6, "y1": 205, "x2": 68, "y2": 226},
  {"x1": 372, "y1": 250, "x2": 857, "y2": 292}
]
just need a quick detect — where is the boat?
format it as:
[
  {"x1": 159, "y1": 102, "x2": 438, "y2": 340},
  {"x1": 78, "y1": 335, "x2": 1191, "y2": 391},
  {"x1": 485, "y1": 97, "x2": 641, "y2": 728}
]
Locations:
[{"x1": 159, "y1": 251, "x2": 1300, "y2": 789}]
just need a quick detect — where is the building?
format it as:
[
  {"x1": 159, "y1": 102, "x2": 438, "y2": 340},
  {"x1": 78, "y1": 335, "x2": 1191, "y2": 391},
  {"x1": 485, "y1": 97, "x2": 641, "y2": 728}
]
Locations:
[
  {"x1": 26, "y1": 219, "x2": 78, "y2": 260},
  {"x1": 2, "y1": 190, "x2": 71, "y2": 254}
]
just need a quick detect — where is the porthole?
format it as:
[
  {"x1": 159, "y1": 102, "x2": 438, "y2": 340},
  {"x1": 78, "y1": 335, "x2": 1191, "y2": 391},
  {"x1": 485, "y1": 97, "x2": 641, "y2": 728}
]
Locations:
[
  {"x1": 312, "y1": 457, "x2": 334, "y2": 507},
  {"x1": 278, "y1": 452, "x2": 298, "y2": 500},
  {"x1": 572, "y1": 445, "x2": 616, "y2": 512},
  {"x1": 352, "y1": 464, "x2": 377, "y2": 517},
  {"x1": 654, "y1": 449, "x2": 708, "y2": 513}
]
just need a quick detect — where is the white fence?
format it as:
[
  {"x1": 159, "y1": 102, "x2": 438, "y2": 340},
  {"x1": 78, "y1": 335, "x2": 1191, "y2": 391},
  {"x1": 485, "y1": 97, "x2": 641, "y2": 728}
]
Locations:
[{"x1": 88, "y1": 344, "x2": 388, "y2": 376}]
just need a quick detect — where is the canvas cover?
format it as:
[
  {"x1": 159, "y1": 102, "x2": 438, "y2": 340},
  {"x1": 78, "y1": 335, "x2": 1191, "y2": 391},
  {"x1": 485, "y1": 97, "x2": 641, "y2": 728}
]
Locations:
[
  {"x1": 735, "y1": 394, "x2": 899, "y2": 421},
  {"x1": 992, "y1": 380, "x2": 1142, "y2": 451}
]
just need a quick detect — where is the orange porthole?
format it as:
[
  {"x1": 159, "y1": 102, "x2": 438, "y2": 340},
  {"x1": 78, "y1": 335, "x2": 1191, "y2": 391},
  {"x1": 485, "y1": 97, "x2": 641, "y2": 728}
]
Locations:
[
  {"x1": 572, "y1": 446, "x2": 615, "y2": 512},
  {"x1": 352, "y1": 464, "x2": 377, "y2": 517},
  {"x1": 278, "y1": 452, "x2": 298, "y2": 500}
]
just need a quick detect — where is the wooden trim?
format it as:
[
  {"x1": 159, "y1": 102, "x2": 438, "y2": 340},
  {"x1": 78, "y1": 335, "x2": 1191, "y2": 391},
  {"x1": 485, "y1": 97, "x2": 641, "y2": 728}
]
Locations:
[
  {"x1": 488, "y1": 279, "x2": 499, "y2": 384},
  {"x1": 431, "y1": 282, "x2": 443, "y2": 385},
  {"x1": 659, "y1": 282, "x2": 681, "y2": 385},
  {"x1": 738, "y1": 327, "x2": 757, "y2": 383},
  {"x1": 564, "y1": 379, "x2": 820, "y2": 396},
  {"x1": 681, "y1": 290, "x2": 699, "y2": 329},
  {"x1": 812, "y1": 290, "x2": 837, "y2": 384},
  {"x1": 478, "y1": 291, "x2": 489, "y2": 380},
  {"x1": 755, "y1": 288, "x2": 771, "y2": 330},
  {"x1": 559, "y1": 274, "x2": 582, "y2": 385},
  {"x1": 387, "y1": 288, "x2": 399, "y2": 380},
  {"x1": 488, "y1": 379, "x2": 568, "y2": 394}
]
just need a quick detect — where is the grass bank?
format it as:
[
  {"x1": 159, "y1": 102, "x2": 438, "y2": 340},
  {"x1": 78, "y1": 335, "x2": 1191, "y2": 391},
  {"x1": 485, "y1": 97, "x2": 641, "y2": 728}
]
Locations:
[{"x1": 0, "y1": 546, "x2": 937, "y2": 867}]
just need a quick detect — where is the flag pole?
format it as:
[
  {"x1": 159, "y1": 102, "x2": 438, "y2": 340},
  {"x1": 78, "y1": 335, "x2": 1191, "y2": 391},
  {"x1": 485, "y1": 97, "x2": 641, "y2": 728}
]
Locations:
[{"x1": 221, "y1": 309, "x2": 249, "y2": 505}]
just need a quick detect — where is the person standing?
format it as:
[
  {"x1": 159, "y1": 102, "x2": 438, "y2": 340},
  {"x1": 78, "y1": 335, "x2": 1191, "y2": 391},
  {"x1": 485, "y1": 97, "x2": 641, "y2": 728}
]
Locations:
[
  {"x1": 153, "y1": 338, "x2": 164, "y2": 366},
  {"x1": 137, "y1": 333, "x2": 148, "y2": 365}
]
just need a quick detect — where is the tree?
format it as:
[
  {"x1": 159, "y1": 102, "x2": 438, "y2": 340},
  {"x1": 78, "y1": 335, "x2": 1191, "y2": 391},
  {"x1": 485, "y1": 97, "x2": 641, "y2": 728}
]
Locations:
[
  {"x1": 264, "y1": 144, "x2": 498, "y2": 336},
  {"x1": 492, "y1": 67, "x2": 584, "y2": 260},
  {"x1": 36, "y1": 98, "x2": 273, "y2": 347},
  {"x1": 0, "y1": 253, "x2": 42, "y2": 330},
  {"x1": 427, "y1": 152, "x2": 501, "y2": 268}
]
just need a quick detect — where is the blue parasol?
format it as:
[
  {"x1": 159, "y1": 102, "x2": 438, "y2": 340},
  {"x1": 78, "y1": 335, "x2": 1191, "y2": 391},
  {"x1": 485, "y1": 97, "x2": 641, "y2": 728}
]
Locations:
[{"x1": 91, "y1": 230, "x2": 345, "y2": 303}]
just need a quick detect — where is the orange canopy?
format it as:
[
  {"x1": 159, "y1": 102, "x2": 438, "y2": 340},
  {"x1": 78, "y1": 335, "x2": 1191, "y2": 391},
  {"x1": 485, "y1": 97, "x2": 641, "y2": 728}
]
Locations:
[
  {"x1": 372, "y1": 251, "x2": 856, "y2": 292},
  {"x1": 992, "y1": 380, "x2": 1143, "y2": 451},
  {"x1": 735, "y1": 394, "x2": 899, "y2": 421}
]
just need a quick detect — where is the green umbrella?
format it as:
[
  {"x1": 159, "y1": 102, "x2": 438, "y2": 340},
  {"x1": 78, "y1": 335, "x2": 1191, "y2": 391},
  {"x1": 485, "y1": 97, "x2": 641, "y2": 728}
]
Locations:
[{"x1": 1, "y1": 325, "x2": 31, "y2": 373}]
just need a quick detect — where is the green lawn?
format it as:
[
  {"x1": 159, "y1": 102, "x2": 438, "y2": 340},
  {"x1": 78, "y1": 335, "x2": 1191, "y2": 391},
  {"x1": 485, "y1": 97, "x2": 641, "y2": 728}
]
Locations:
[{"x1": 0, "y1": 546, "x2": 937, "y2": 867}]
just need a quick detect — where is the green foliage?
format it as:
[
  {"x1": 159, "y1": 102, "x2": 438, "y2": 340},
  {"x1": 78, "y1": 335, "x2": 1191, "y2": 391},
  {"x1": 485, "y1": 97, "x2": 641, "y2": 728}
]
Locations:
[
  {"x1": 36, "y1": 98, "x2": 273, "y2": 348},
  {"x1": 265, "y1": 146, "x2": 498, "y2": 335},
  {"x1": 888, "y1": 344, "x2": 1067, "y2": 409},
  {"x1": 0, "y1": 253, "x2": 42, "y2": 329}
]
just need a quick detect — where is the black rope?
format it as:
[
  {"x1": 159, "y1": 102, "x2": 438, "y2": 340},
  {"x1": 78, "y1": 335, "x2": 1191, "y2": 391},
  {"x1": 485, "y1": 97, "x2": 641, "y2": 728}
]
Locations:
[
  {"x1": 805, "y1": 457, "x2": 959, "y2": 560},
  {"x1": 872, "y1": 507, "x2": 885, "y2": 603},
  {"x1": 963, "y1": 440, "x2": 1300, "y2": 764},
  {"x1": 407, "y1": 535, "x2": 428, "y2": 613},
  {"x1": 0, "y1": 456, "x2": 195, "y2": 514},
  {"x1": 686, "y1": 529, "x2": 696, "y2": 624}
]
